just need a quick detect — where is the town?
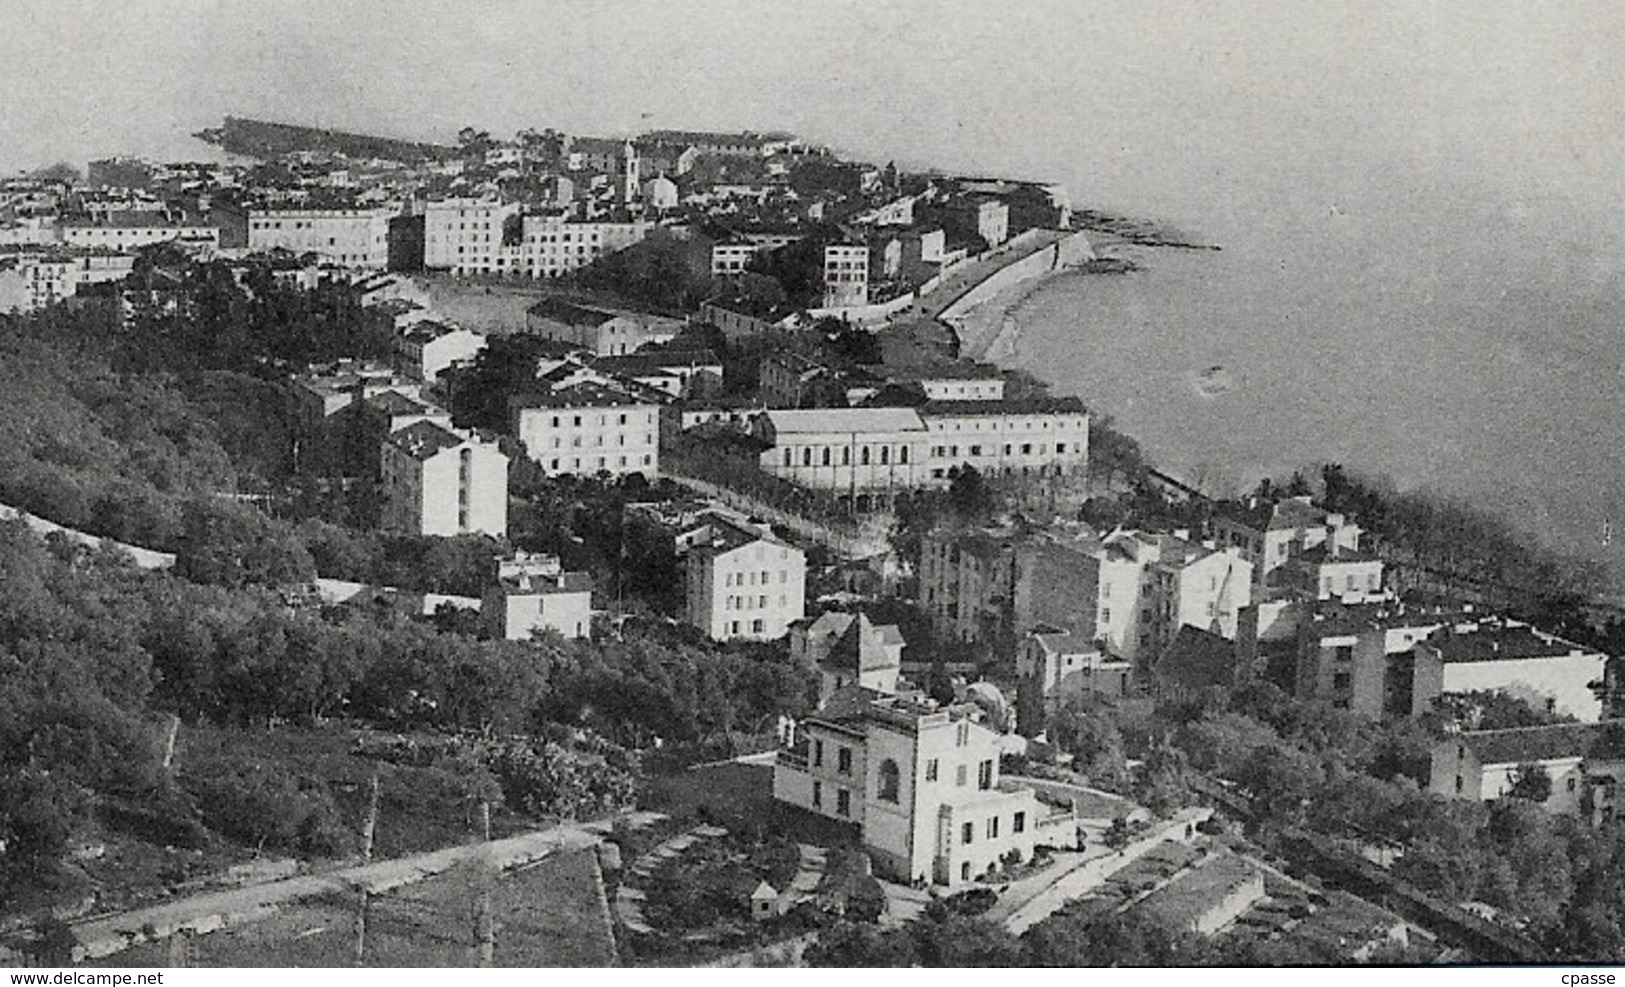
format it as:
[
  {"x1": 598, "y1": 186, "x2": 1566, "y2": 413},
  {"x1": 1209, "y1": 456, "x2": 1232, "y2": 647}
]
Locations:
[{"x1": 2, "y1": 115, "x2": 1624, "y2": 969}]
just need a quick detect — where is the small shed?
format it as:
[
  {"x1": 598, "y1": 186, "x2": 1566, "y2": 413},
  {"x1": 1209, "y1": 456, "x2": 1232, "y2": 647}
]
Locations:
[{"x1": 749, "y1": 880, "x2": 780, "y2": 922}]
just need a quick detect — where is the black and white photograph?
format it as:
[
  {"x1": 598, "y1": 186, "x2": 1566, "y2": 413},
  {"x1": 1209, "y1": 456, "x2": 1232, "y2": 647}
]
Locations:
[{"x1": 1, "y1": 0, "x2": 1622, "y2": 973}]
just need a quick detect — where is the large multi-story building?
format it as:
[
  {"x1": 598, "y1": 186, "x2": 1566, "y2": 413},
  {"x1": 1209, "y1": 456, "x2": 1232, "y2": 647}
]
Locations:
[
  {"x1": 422, "y1": 196, "x2": 523, "y2": 275},
  {"x1": 511, "y1": 382, "x2": 660, "y2": 479},
  {"x1": 918, "y1": 524, "x2": 1251, "y2": 666},
  {"x1": 59, "y1": 211, "x2": 219, "y2": 253},
  {"x1": 246, "y1": 205, "x2": 396, "y2": 269},
  {"x1": 773, "y1": 690, "x2": 1073, "y2": 886},
  {"x1": 754, "y1": 408, "x2": 934, "y2": 494},
  {"x1": 822, "y1": 243, "x2": 870, "y2": 307},
  {"x1": 684, "y1": 513, "x2": 806, "y2": 641},
  {"x1": 395, "y1": 321, "x2": 487, "y2": 382},
  {"x1": 379, "y1": 421, "x2": 508, "y2": 538},
  {"x1": 1293, "y1": 601, "x2": 1469, "y2": 717},
  {"x1": 920, "y1": 398, "x2": 1089, "y2": 483},
  {"x1": 0, "y1": 249, "x2": 136, "y2": 313}
]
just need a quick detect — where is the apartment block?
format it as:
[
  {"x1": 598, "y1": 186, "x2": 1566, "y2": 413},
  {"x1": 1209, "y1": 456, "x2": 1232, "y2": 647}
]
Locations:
[{"x1": 379, "y1": 421, "x2": 508, "y2": 537}]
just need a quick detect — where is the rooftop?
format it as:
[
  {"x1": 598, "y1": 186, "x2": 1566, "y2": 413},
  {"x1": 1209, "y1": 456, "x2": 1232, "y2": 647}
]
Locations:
[
  {"x1": 1420, "y1": 618, "x2": 1596, "y2": 664},
  {"x1": 762, "y1": 407, "x2": 926, "y2": 435},
  {"x1": 1155, "y1": 624, "x2": 1238, "y2": 693},
  {"x1": 1454, "y1": 722, "x2": 1625, "y2": 766},
  {"x1": 514, "y1": 381, "x2": 662, "y2": 410},
  {"x1": 387, "y1": 420, "x2": 466, "y2": 461}
]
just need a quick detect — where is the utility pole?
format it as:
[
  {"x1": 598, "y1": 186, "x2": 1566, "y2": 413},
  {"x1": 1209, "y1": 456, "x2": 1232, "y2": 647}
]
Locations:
[
  {"x1": 354, "y1": 770, "x2": 380, "y2": 967},
  {"x1": 476, "y1": 799, "x2": 494, "y2": 967}
]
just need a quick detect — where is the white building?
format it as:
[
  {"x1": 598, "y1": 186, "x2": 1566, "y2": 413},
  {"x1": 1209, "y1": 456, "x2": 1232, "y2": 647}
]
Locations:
[
  {"x1": 379, "y1": 421, "x2": 508, "y2": 538},
  {"x1": 0, "y1": 249, "x2": 136, "y2": 313},
  {"x1": 773, "y1": 691, "x2": 1073, "y2": 886},
  {"x1": 396, "y1": 321, "x2": 487, "y2": 382},
  {"x1": 920, "y1": 399, "x2": 1089, "y2": 483},
  {"x1": 422, "y1": 196, "x2": 523, "y2": 275},
  {"x1": 512, "y1": 382, "x2": 660, "y2": 478},
  {"x1": 248, "y1": 206, "x2": 395, "y2": 269},
  {"x1": 684, "y1": 514, "x2": 806, "y2": 641},
  {"x1": 524, "y1": 298, "x2": 683, "y2": 357},
  {"x1": 823, "y1": 243, "x2": 870, "y2": 307},
  {"x1": 789, "y1": 611, "x2": 906, "y2": 706},
  {"x1": 1213, "y1": 496, "x2": 1364, "y2": 601},
  {"x1": 60, "y1": 212, "x2": 219, "y2": 253},
  {"x1": 754, "y1": 408, "x2": 933, "y2": 493},
  {"x1": 481, "y1": 552, "x2": 593, "y2": 641}
]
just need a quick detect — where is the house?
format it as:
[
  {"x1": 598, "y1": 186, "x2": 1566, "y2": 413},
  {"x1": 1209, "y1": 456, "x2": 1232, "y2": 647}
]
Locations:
[
  {"x1": 1427, "y1": 722, "x2": 1625, "y2": 820},
  {"x1": 481, "y1": 552, "x2": 593, "y2": 641},
  {"x1": 684, "y1": 513, "x2": 806, "y2": 641},
  {"x1": 1212, "y1": 495, "x2": 1363, "y2": 601},
  {"x1": 758, "y1": 351, "x2": 839, "y2": 409},
  {"x1": 1015, "y1": 626, "x2": 1132, "y2": 734},
  {"x1": 789, "y1": 611, "x2": 906, "y2": 705},
  {"x1": 772, "y1": 689, "x2": 1074, "y2": 887},
  {"x1": 524, "y1": 298, "x2": 682, "y2": 356},
  {"x1": 379, "y1": 421, "x2": 508, "y2": 538},
  {"x1": 511, "y1": 382, "x2": 660, "y2": 479},
  {"x1": 1405, "y1": 616, "x2": 1609, "y2": 722},
  {"x1": 946, "y1": 197, "x2": 1010, "y2": 248},
  {"x1": 396, "y1": 321, "x2": 487, "y2": 382},
  {"x1": 591, "y1": 349, "x2": 723, "y2": 400}
]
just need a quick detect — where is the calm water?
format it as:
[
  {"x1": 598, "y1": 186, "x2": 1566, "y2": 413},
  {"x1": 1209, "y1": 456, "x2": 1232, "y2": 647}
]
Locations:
[{"x1": 999, "y1": 240, "x2": 1625, "y2": 585}]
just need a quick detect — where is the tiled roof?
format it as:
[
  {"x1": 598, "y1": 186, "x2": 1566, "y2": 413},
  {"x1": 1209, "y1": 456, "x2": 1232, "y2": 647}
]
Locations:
[
  {"x1": 822, "y1": 613, "x2": 901, "y2": 674},
  {"x1": 387, "y1": 420, "x2": 465, "y2": 460},
  {"x1": 1457, "y1": 723, "x2": 1625, "y2": 766},
  {"x1": 1420, "y1": 620, "x2": 1595, "y2": 663},
  {"x1": 763, "y1": 407, "x2": 926, "y2": 434}
]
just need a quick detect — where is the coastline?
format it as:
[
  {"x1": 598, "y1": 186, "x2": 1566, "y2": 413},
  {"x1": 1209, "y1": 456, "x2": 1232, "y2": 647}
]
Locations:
[{"x1": 948, "y1": 268, "x2": 1064, "y2": 364}]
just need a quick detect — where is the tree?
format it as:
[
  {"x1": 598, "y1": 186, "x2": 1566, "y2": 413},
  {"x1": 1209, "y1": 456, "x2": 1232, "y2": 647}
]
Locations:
[
  {"x1": 946, "y1": 465, "x2": 996, "y2": 521},
  {"x1": 1507, "y1": 763, "x2": 1554, "y2": 803}
]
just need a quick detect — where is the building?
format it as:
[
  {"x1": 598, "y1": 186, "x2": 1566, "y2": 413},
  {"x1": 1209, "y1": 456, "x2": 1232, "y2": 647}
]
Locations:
[
  {"x1": 246, "y1": 205, "x2": 396, "y2": 269},
  {"x1": 822, "y1": 243, "x2": 870, "y2": 307},
  {"x1": 684, "y1": 513, "x2": 806, "y2": 641},
  {"x1": 422, "y1": 196, "x2": 523, "y2": 275},
  {"x1": 59, "y1": 211, "x2": 219, "y2": 253},
  {"x1": 1292, "y1": 601, "x2": 1465, "y2": 717},
  {"x1": 789, "y1": 611, "x2": 906, "y2": 705},
  {"x1": 524, "y1": 298, "x2": 683, "y2": 357},
  {"x1": 947, "y1": 197, "x2": 1010, "y2": 248},
  {"x1": 1015, "y1": 626, "x2": 1132, "y2": 733},
  {"x1": 481, "y1": 552, "x2": 594, "y2": 641},
  {"x1": 379, "y1": 421, "x2": 508, "y2": 537},
  {"x1": 758, "y1": 351, "x2": 838, "y2": 409},
  {"x1": 1213, "y1": 496, "x2": 1363, "y2": 600},
  {"x1": 919, "y1": 525, "x2": 1250, "y2": 664},
  {"x1": 772, "y1": 690, "x2": 1073, "y2": 886},
  {"x1": 396, "y1": 321, "x2": 487, "y2": 382},
  {"x1": 884, "y1": 362, "x2": 1006, "y2": 402},
  {"x1": 511, "y1": 382, "x2": 660, "y2": 478},
  {"x1": 755, "y1": 408, "x2": 933, "y2": 495},
  {"x1": 919, "y1": 398, "x2": 1089, "y2": 483},
  {"x1": 0, "y1": 249, "x2": 136, "y2": 313},
  {"x1": 1406, "y1": 616, "x2": 1609, "y2": 722},
  {"x1": 1427, "y1": 723, "x2": 1625, "y2": 820}
]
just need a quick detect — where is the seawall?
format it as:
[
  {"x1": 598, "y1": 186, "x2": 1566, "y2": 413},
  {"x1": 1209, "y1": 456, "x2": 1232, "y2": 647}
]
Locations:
[{"x1": 938, "y1": 228, "x2": 1095, "y2": 358}]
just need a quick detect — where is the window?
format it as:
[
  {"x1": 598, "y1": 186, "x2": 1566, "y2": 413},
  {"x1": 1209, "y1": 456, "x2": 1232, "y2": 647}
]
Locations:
[
  {"x1": 978, "y1": 759, "x2": 993, "y2": 791},
  {"x1": 1334, "y1": 645, "x2": 1353, "y2": 663},
  {"x1": 1332, "y1": 672, "x2": 1352, "y2": 691},
  {"x1": 961, "y1": 822, "x2": 974, "y2": 845},
  {"x1": 837, "y1": 747, "x2": 852, "y2": 775},
  {"x1": 813, "y1": 740, "x2": 824, "y2": 768},
  {"x1": 1013, "y1": 812, "x2": 1026, "y2": 834},
  {"x1": 878, "y1": 759, "x2": 900, "y2": 803},
  {"x1": 836, "y1": 789, "x2": 851, "y2": 817},
  {"x1": 812, "y1": 781, "x2": 823, "y2": 808},
  {"x1": 956, "y1": 765, "x2": 968, "y2": 787},
  {"x1": 956, "y1": 722, "x2": 969, "y2": 747},
  {"x1": 925, "y1": 758, "x2": 939, "y2": 782},
  {"x1": 987, "y1": 817, "x2": 999, "y2": 839},
  {"x1": 861, "y1": 446, "x2": 871, "y2": 466}
]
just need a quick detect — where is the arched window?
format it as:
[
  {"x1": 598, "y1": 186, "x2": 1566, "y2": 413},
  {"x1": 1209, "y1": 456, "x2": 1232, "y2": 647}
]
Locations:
[
  {"x1": 861, "y1": 446, "x2": 871, "y2": 466},
  {"x1": 878, "y1": 759, "x2": 900, "y2": 803},
  {"x1": 880, "y1": 446, "x2": 890, "y2": 465}
]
